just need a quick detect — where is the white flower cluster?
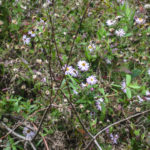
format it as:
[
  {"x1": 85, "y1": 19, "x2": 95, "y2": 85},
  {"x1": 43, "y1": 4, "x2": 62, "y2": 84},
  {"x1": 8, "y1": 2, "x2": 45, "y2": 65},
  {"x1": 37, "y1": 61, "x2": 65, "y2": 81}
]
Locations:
[
  {"x1": 64, "y1": 60, "x2": 98, "y2": 86},
  {"x1": 63, "y1": 65, "x2": 78, "y2": 77},
  {"x1": 106, "y1": 16, "x2": 125, "y2": 37}
]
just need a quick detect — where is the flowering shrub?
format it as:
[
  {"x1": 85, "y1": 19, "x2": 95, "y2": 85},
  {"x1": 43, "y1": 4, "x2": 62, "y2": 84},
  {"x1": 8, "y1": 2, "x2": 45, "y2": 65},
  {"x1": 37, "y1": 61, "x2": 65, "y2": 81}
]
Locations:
[{"x1": 0, "y1": 0, "x2": 150, "y2": 149}]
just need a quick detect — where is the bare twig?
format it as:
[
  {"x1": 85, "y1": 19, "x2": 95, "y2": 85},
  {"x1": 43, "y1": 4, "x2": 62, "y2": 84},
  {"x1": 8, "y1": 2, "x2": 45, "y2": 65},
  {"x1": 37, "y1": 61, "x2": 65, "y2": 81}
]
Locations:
[
  {"x1": 32, "y1": 123, "x2": 50, "y2": 150},
  {"x1": 47, "y1": 1, "x2": 102, "y2": 149},
  {"x1": 1, "y1": 122, "x2": 27, "y2": 140},
  {"x1": 29, "y1": 141, "x2": 37, "y2": 150},
  {"x1": 85, "y1": 109, "x2": 150, "y2": 149},
  {"x1": 1, "y1": 122, "x2": 36, "y2": 150},
  {"x1": 32, "y1": 0, "x2": 91, "y2": 141},
  {"x1": 0, "y1": 121, "x2": 23, "y2": 140},
  {"x1": 66, "y1": 0, "x2": 92, "y2": 67},
  {"x1": 59, "y1": 89, "x2": 102, "y2": 150}
]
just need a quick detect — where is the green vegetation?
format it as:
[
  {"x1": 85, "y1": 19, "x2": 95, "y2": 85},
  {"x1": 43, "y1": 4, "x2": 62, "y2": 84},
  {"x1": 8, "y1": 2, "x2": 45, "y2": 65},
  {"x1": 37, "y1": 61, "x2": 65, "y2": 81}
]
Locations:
[{"x1": 0, "y1": 0, "x2": 150, "y2": 149}]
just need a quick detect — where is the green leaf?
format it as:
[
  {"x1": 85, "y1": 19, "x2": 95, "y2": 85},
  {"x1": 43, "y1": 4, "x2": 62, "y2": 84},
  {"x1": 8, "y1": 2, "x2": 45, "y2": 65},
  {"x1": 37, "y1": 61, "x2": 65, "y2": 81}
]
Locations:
[
  {"x1": 134, "y1": 129, "x2": 140, "y2": 136},
  {"x1": 99, "y1": 88, "x2": 105, "y2": 95},
  {"x1": 98, "y1": 88, "x2": 108, "y2": 103},
  {"x1": 125, "y1": 32, "x2": 132, "y2": 37},
  {"x1": 85, "y1": 49, "x2": 91, "y2": 61},
  {"x1": 126, "y1": 74, "x2": 131, "y2": 86},
  {"x1": 111, "y1": 83, "x2": 121, "y2": 88},
  {"x1": 97, "y1": 25, "x2": 106, "y2": 40},
  {"x1": 100, "y1": 104, "x2": 106, "y2": 121},
  {"x1": 129, "y1": 84, "x2": 140, "y2": 89},
  {"x1": 126, "y1": 87, "x2": 132, "y2": 99}
]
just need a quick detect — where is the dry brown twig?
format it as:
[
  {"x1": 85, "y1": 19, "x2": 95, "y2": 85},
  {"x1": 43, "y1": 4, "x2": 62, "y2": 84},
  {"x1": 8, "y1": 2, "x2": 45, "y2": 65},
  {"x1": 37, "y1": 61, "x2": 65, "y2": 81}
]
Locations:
[
  {"x1": 32, "y1": 123, "x2": 50, "y2": 150},
  {"x1": 85, "y1": 109, "x2": 150, "y2": 150},
  {"x1": 0, "y1": 122, "x2": 36, "y2": 150},
  {"x1": 32, "y1": 1, "x2": 103, "y2": 149},
  {"x1": 59, "y1": 89, "x2": 102, "y2": 150},
  {"x1": 32, "y1": 0, "x2": 93, "y2": 143}
]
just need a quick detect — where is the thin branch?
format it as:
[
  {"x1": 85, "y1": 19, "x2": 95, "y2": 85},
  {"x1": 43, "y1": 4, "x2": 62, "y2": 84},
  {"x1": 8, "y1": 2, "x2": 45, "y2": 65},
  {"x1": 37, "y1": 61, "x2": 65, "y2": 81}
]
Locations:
[
  {"x1": 0, "y1": 121, "x2": 22, "y2": 140},
  {"x1": 59, "y1": 89, "x2": 102, "y2": 150},
  {"x1": 1, "y1": 122, "x2": 36, "y2": 150},
  {"x1": 85, "y1": 109, "x2": 150, "y2": 149},
  {"x1": 29, "y1": 141, "x2": 37, "y2": 150},
  {"x1": 1, "y1": 122, "x2": 27, "y2": 140},
  {"x1": 32, "y1": 0, "x2": 91, "y2": 141},
  {"x1": 32, "y1": 123, "x2": 50, "y2": 150},
  {"x1": 66, "y1": 0, "x2": 92, "y2": 67}
]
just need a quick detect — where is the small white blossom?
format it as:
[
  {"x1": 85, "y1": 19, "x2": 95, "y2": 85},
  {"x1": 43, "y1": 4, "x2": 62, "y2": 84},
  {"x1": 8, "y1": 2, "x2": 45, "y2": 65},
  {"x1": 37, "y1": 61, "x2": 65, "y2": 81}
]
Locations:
[
  {"x1": 81, "y1": 83, "x2": 88, "y2": 88},
  {"x1": 36, "y1": 71, "x2": 42, "y2": 76},
  {"x1": 32, "y1": 75, "x2": 37, "y2": 79},
  {"x1": 121, "y1": 80, "x2": 127, "y2": 93},
  {"x1": 115, "y1": 16, "x2": 122, "y2": 20},
  {"x1": 13, "y1": 68, "x2": 18, "y2": 72},
  {"x1": 0, "y1": 20, "x2": 3, "y2": 25},
  {"x1": 115, "y1": 29, "x2": 125, "y2": 37},
  {"x1": 123, "y1": 59, "x2": 127, "y2": 62},
  {"x1": 21, "y1": 5, "x2": 27, "y2": 10},
  {"x1": 145, "y1": 90, "x2": 150, "y2": 100},
  {"x1": 73, "y1": 90, "x2": 78, "y2": 95},
  {"x1": 40, "y1": 19, "x2": 45, "y2": 24},
  {"x1": 36, "y1": 59, "x2": 42, "y2": 64},
  {"x1": 28, "y1": 30, "x2": 36, "y2": 37},
  {"x1": 106, "y1": 19, "x2": 116, "y2": 26},
  {"x1": 23, "y1": 127, "x2": 35, "y2": 140},
  {"x1": 71, "y1": 69, "x2": 78, "y2": 77},
  {"x1": 45, "y1": 90, "x2": 50, "y2": 95},
  {"x1": 63, "y1": 65, "x2": 78, "y2": 77},
  {"x1": 63, "y1": 32, "x2": 67, "y2": 35},
  {"x1": 117, "y1": 0, "x2": 125, "y2": 4},
  {"x1": 86, "y1": 75, "x2": 98, "y2": 85},
  {"x1": 88, "y1": 44, "x2": 96, "y2": 52},
  {"x1": 77, "y1": 60, "x2": 89, "y2": 71},
  {"x1": 105, "y1": 58, "x2": 111, "y2": 64},
  {"x1": 110, "y1": 133, "x2": 119, "y2": 144},
  {"x1": 135, "y1": 18, "x2": 145, "y2": 25},
  {"x1": 21, "y1": 85, "x2": 26, "y2": 90},
  {"x1": 22, "y1": 35, "x2": 30, "y2": 45},
  {"x1": 41, "y1": 77, "x2": 46, "y2": 83},
  {"x1": 79, "y1": 104, "x2": 84, "y2": 109},
  {"x1": 95, "y1": 98, "x2": 104, "y2": 111},
  {"x1": 144, "y1": 4, "x2": 150, "y2": 9},
  {"x1": 63, "y1": 65, "x2": 73, "y2": 75},
  {"x1": 148, "y1": 69, "x2": 150, "y2": 75},
  {"x1": 137, "y1": 95, "x2": 144, "y2": 103},
  {"x1": 146, "y1": 90, "x2": 150, "y2": 96}
]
